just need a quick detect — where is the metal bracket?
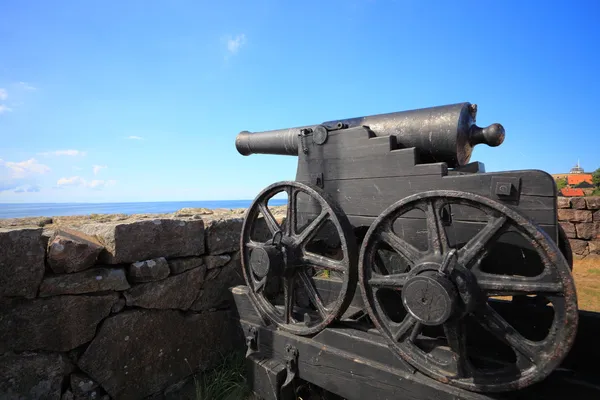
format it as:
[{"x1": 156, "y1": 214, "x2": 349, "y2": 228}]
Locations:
[
  {"x1": 491, "y1": 176, "x2": 521, "y2": 203},
  {"x1": 298, "y1": 129, "x2": 312, "y2": 154},
  {"x1": 245, "y1": 326, "x2": 258, "y2": 358},
  {"x1": 280, "y1": 345, "x2": 299, "y2": 400},
  {"x1": 311, "y1": 173, "x2": 324, "y2": 188}
]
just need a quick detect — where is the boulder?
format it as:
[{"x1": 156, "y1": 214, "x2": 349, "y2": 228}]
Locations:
[
  {"x1": 585, "y1": 197, "x2": 600, "y2": 210},
  {"x1": 595, "y1": 209, "x2": 600, "y2": 222},
  {"x1": 0, "y1": 227, "x2": 46, "y2": 298},
  {"x1": 558, "y1": 209, "x2": 593, "y2": 223},
  {"x1": 191, "y1": 253, "x2": 244, "y2": 311},
  {"x1": 568, "y1": 239, "x2": 589, "y2": 256},
  {"x1": 0, "y1": 293, "x2": 118, "y2": 353},
  {"x1": 70, "y1": 372, "x2": 99, "y2": 397},
  {"x1": 204, "y1": 218, "x2": 243, "y2": 255},
  {"x1": 47, "y1": 228, "x2": 104, "y2": 274},
  {"x1": 570, "y1": 197, "x2": 587, "y2": 210},
  {"x1": 124, "y1": 266, "x2": 205, "y2": 310},
  {"x1": 111, "y1": 297, "x2": 126, "y2": 314},
  {"x1": 0, "y1": 352, "x2": 74, "y2": 400},
  {"x1": 0, "y1": 216, "x2": 53, "y2": 228},
  {"x1": 77, "y1": 309, "x2": 243, "y2": 400},
  {"x1": 167, "y1": 256, "x2": 203, "y2": 275},
  {"x1": 589, "y1": 240, "x2": 600, "y2": 255},
  {"x1": 557, "y1": 197, "x2": 571, "y2": 208},
  {"x1": 39, "y1": 268, "x2": 130, "y2": 297},
  {"x1": 576, "y1": 222, "x2": 600, "y2": 240},
  {"x1": 203, "y1": 254, "x2": 231, "y2": 270},
  {"x1": 174, "y1": 208, "x2": 213, "y2": 217},
  {"x1": 128, "y1": 258, "x2": 170, "y2": 283},
  {"x1": 78, "y1": 219, "x2": 205, "y2": 264},
  {"x1": 559, "y1": 222, "x2": 576, "y2": 239}
]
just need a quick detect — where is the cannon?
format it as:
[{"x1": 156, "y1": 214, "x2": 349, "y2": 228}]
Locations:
[{"x1": 232, "y1": 103, "x2": 589, "y2": 399}]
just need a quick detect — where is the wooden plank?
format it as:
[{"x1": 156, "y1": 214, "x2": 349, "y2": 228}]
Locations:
[{"x1": 322, "y1": 175, "x2": 556, "y2": 225}]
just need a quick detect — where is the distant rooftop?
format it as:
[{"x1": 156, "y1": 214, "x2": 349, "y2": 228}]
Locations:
[{"x1": 569, "y1": 160, "x2": 586, "y2": 174}]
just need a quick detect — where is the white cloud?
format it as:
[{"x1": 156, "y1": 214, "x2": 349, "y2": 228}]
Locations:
[
  {"x1": 56, "y1": 176, "x2": 116, "y2": 189},
  {"x1": 227, "y1": 34, "x2": 246, "y2": 54},
  {"x1": 0, "y1": 88, "x2": 7, "y2": 100},
  {"x1": 127, "y1": 135, "x2": 143, "y2": 140},
  {"x1": 0, "y1": 158, "x2": 50, "y2": 192},
  {"x1": 17, "y1": 82, "x2": 36, "y2": 91},
  {"x1": 93, "y1": 165, "x2": 107, "y2": 175},
  {"x1": 0, "y1": 105, "x2": 12, "y2": 114},
  {"x1": 39, "y1": 149, "x2": 87, "y2": 157}
]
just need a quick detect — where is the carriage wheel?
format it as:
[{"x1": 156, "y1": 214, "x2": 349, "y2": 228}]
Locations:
[
  {"x1": 240, "y1": 181, "x2": 358, "y2": 336},
  {"x1": 358, "y1": 190, "x2": 578, "y2": 392}
]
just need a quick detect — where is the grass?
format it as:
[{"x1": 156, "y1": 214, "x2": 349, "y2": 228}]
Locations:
[
  {"x1": 191, "y1": 352, "x2": 254, "y2": 400},
  {"x1": 573, "y1": 256, "x2": 600, "y2": 312}
]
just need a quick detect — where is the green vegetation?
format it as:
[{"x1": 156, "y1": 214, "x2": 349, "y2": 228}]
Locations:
[
  {"x1": 193, "y1": 352, "x2": 252, "y2": 400},
  {"x1": 593, "y1": 167, "x2": 600, "y2": 196},
  {"x1": 556, "y1": 177, "x2": 568, "y2": 191}
]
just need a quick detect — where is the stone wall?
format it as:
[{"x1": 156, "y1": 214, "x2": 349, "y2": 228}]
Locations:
[
  {"x1": 0, "y1": 207, "x2": 280, "y2": 400},
  {"x1": 558, "y1": 196, "x2": 600, "y2": 258}
]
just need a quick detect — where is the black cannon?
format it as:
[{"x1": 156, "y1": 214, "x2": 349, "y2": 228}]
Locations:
[{"x1": 232, "y1": 103, "x2": 590, "y2": 399}]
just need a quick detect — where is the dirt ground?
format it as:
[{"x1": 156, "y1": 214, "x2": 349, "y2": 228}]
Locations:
[{"x1": 573, "y1": 255, "x2": 600, "y2": 312}]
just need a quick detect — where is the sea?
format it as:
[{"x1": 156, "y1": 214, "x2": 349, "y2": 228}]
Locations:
[{"x1": 0, "y1": 199, "x2": 288, "y2": 219}]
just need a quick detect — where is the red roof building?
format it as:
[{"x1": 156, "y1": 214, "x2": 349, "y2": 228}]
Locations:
[{"x1": 561, "y1": 188, "x2": 585, "y2": 197}]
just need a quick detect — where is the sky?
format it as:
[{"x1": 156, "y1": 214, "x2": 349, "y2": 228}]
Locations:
[{"x1": 0, "y1": 0, "x2": 599, "y2": 203}]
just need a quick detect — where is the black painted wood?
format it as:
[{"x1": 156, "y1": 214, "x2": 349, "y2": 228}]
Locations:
[{"x1": 232, "y1": 286, "x2": 600, "y2": 400}]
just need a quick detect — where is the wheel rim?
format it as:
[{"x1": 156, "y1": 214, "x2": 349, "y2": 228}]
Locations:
[
  {"x1": 358, "y1": 190, "x2": 578, "y2": 392},
  {"x1": 240, "y1": 181, "x2": 358, "y2": 336}
]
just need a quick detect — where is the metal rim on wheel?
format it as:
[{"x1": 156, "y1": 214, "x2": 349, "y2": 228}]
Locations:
[
  {"x1": 358, "y1": 190, "x2": 578, "y2": 393},
  {"x1": 240, "y1": 181, "x2": 358, "y2": 336}
]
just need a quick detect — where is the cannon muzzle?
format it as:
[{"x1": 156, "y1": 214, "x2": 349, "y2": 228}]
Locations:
[{"x1": 235, "y1": 102, "x2": 505, "y2": 167}]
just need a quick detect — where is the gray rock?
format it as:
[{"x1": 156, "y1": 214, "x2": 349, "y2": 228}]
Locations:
[
  {"x1": 191, "y1": 253, "x2": 244, "y2": 311},
  {"x1": 0, "y1": 227, "x2": 46, "y2": 298},
  {"x1": 174, "y1": 208, "x2": 213, "y2": 217},
  {"x1": 124, "y1": 266, "x2": 205, "y2": 310},
  {"x1": 111, "y1": 297, "x2": 126, "y2": 314},
  {"x1": 78, "y1": 219, "x2": 205, "y2": 264},
  {"x1": 47, "y1": 228, "x2": 105, "y2": 274},
  {"x1": 0, "y1": 352, "x2": 74, "y2": 400},
  {"x1": 39, "y1": 268, "x2": 130, "y2": 297},
  {"x1": 0, "y1": 294, "x2": 118, "y2": 353},
  {"x1": 203, "y1": 254, "x2": 231, "y2": 269},
  {"x1": 62, "y1": 390, "x2": 74, "y2": 400},
  {"x1": 204, "y1": 218, "x2": 243, "y2": 255},
  {"x1": 167, "y1": 256, "x2": 203, "y2": 275},
  {"x1": 77, "y1": 309, "x2": 242, "y2": 400},
  {"x1": 0, "y1": 216, "x2": 53, "y2": 228},
  {"x1": 128, "y1": 258, "x2": 170, "y2": 283},
  {"x1": 70, "y1": 372, "x2": 99, "y2": 396}
]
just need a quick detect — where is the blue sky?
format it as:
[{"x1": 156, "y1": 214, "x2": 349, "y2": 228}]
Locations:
[{"x1": 0, "y1": 0, "x2": 598, "y2": 203}]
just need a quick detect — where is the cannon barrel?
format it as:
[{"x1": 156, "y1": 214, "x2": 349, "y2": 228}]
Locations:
[{"x1": 235, "y1": 102, "x2": 505, "y2": 167}]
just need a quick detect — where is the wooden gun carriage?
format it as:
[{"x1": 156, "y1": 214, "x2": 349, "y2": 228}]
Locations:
[{"x1": 232, "y1": 103, "x2": 599, "y2": 399}]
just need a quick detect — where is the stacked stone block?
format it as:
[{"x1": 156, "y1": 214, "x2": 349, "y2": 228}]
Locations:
[
  {"x1": 0, "y1": 209, "x2": 274, "y2": 400},
  {"x1": 558, "y1": 196, "x2": 600, "y2": 258}
]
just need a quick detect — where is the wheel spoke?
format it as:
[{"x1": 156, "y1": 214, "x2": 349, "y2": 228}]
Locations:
[
  {"x1": 283, "y1": 275, "x2": 296, "y2": 324},
  {"x1": 444, "y1": 319, "x2": 470, "y2": 378},
  {"x1": 458, "y1": 215, "x2": 507, "y2": 268},
  {"x1": 368, "y1": 272, "x2": 408, "y2": 289},
  {"x1": 424, "y1": 199, "x2": 449, "y2": 255},
  {"x1": 392, "y1": 315, "x2": 418, "y2": 342},
  {"x1": 474, "y1": 303, "x2": 542, "y2": 365},
  {"x1": 477, "y1": 273, "x2": 564, "y2": 296},
  {"x1": 302, "y1": 252, "x2": 346, "y2": 272},
  {"x1": 298, "y1": 270, "x2": 328, "y2": 319},
  {"x1": 379, "y1": 230, "x2": 422, "y2": 264},
  {"x1": 285, "y1": 187, "x2": 297, "y2": 237},
  {"x1": 258, "y1": 202, "x2": 280, "y2": 236},
  {"x1": 296, "y1": 210, "x2": 330, "y2": 245},
  {"x1": 253, "y1": 276, "x2": 267, "y2": 292}
]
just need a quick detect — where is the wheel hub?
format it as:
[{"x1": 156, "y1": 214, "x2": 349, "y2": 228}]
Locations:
[{"x1": 402, "y1": 270, "x2": 458, "y2": 326}]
